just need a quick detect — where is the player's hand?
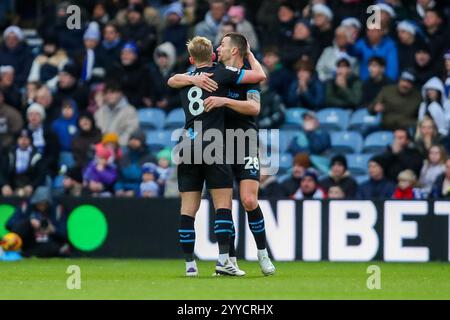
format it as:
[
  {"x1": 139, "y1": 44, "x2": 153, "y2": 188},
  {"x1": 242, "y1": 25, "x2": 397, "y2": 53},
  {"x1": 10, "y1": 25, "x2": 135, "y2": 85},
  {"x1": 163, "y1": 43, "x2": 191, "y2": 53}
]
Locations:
[
  {"x1": 204, "y1": 96, "x2": 226, "y2": 112},
  {"x1": 191, "y1": 73, "x2": 218, "y2": 92}
]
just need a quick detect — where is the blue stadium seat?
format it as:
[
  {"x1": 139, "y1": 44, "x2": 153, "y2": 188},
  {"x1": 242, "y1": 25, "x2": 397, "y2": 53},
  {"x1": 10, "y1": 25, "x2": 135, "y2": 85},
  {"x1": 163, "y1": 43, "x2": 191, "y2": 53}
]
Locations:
[
  {"x1": 278, "y1": 130, "x2": 308, "y2": 154},
  {"x1": 281, "y1": 108, "x2": 308, "y2": 129},
  {"x1": 138, "y1": 109, "x2": 166, "y2": 130},
  {"x1": 310, "y1": 155, "x2": 330, "y2": 174},
  {"x1": 317, "y1": 108, "x2": 350, "y2": 131},
  {"x1": 279, "y1": 153, "x2": 293, "y2": 174},
  {"x1": 363, "y1": 131, "x2": 393, "y2": 154},
  {"x1": 164, "y1": 108, "x2": 185, "y2": 129},
  {"x1": 146, "y1": 130, "x2": 174, "y2": 152},
  {"x1": 348, "y1": 108, "x2": 381, "y2": 131},
  {"x1": 345, "y1": 153, "x2": 373, "y2": 176},
  {"x1": 330, "y1": 131, "x2": 363, "y2": 154}
]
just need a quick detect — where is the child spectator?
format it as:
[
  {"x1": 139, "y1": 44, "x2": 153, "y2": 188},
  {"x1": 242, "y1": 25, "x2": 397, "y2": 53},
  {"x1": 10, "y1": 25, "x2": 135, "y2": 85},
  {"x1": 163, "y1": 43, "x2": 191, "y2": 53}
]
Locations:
[
  {"x1": 419, "y1": 145, "x2": 447, "y2": 195},
  {"x1": 156, "y1": 148, "x2": 173, "y2": 195},
  {"x1": 51, "y1": 99, "x2": 78, "y2": 152},
  {"x1": 392, "y1": 169, "x2": 425, "y2": 199},
  {"x1": 82, "y1": 144, "x2": 117, "y2": 196},
  {"x1": 328, "y1": 185, "x2": 346, "y2": 199},
  {"x1": 96, "y1": 132, "x2": 122, "y2": 165},
  {"x1": 140, "y1": 162, "x2": 160, "y2": 198}
]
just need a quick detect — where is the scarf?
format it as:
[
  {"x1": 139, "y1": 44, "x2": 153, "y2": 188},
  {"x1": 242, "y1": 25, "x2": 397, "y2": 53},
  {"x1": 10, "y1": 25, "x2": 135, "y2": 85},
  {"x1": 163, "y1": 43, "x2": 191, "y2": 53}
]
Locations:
[{"x1": 16, "y1": 146, "x2": 32, "y2": 174}]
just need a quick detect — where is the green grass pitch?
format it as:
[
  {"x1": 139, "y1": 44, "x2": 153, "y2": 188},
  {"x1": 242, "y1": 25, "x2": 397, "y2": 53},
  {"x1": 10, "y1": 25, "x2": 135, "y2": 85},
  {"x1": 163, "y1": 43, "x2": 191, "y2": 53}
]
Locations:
[{"x1": 0, "y1": 259, "x2": 449, "y2": 299}]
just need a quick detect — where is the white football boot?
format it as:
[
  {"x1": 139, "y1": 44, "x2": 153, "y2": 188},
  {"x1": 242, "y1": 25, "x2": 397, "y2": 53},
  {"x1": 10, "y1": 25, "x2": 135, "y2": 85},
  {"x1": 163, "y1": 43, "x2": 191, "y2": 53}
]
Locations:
[{"x1": 257, "y1": 249, "x2": 276, "y2": 276}]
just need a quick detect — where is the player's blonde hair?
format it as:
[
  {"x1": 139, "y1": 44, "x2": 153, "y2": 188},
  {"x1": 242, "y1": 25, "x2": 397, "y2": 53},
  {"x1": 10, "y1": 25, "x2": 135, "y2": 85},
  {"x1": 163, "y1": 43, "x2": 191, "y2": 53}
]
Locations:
[{"x1": 186, "y1": 36, "x2": 213, "y2": 64}]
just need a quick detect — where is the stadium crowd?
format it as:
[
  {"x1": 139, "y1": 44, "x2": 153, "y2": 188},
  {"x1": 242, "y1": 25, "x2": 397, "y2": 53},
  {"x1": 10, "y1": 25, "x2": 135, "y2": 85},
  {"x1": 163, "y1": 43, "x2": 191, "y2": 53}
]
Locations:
[{"x1": 0, "y1": 0, "x2": 450, "y2": 200}]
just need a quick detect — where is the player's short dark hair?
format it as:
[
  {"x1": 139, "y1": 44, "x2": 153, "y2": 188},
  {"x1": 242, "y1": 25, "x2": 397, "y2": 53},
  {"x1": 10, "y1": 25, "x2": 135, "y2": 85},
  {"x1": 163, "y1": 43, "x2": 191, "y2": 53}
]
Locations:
[
  {"x1": 368, "y1": 56, "x2": 386, "y2": 67},
  {"x1": 222, "y1": 32, "x2": 248, "y2": 58},
  {"x1": 104, "y1": 81, "x2": 122, "y2": 93}
]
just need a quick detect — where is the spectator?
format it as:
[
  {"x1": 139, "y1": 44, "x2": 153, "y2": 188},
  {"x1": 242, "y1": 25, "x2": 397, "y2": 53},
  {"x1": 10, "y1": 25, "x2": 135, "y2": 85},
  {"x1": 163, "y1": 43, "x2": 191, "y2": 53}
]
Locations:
[
  {"x1": 113, "y1": 0, "x2": 160, "y2": 28},
  {"x1": 257, "y1": 73, "x2": 286, "y2": 129},
  {"x1": 259, "y1": 167, "x2": 283, "y2": 198},
  {"x1": 418, "y1": 77, "x2": 450, "y2": 136},
  {"x1": 77, "y1": 22, "x2": 106, "y2": 84},
  {"x1": 279, "y1": 153, "x2": 311, "y2": 197},
  {"x1": 348, "y1": 26, "x2": 399, "y2": 81},
  {"x1": 26, "y1": 103, "x2": 60, "y2": 177},
  {"x1": 287, "y1": 59, "x2": 324, "y2": 109},
  {"x1": 415, "y1": 116, "x2": 443, "y2": 158},
  {"x1": 0, "y1": 66, "x2": 21, "y2": 109},
  {"x1": 227, "y1": 5, "x2": 259, "y2": 51},
  {"x1": 261, "y1": 47, "x2": 295, "y2": 105},
  {"x1": 430, "y1": 158, "x2": 450, "y2": 199},
  {"x1": 316, "y1": 26, "x2": 358, "y2": 82},
  {"x1": 362, "y1": 57, "x2": 392, "y2": 107},
  {"x1": 444, "y1": 50, "x2": 450, "y2": 99},
  {"x1": 412, "y1": 44, "x2": 440, "y2": 86},
  {"x1": 5, "y1": 186, "x2": 68, "y2": 257},
  {"x1": 51, "y1": 99, "x2": 79, "y2": 152},
  {"x1": 369, "y1": 70, "x2": 422, "y2": 130},
  {"x1": 82, "y1": 144, "x2": 117, "y2": 196},
  {"x1": 292, "y1": 169, "x2": 326, "y2": 199},
  {"x1": 214, "y1": 20, "x2": 237, "y2": 46},
  {"x1": 35, "y1": 86, "x2": 59, "y2": 127},
  {"x1": 156, "y1": 148, "x2": 173, "y2": 195},
  {"x1": 115, "y1": 130, "x2": 155, "y2": 197},
  {"x1": 94, "y1": 82, "x2": 139, "y2": 147},
  {"x1": 140, "y1": 162, "x2": 160, "y2": 198},
  {"x1": 24, "y1": 82, "x2": 41, "y2": 109},
  {"x1": 86, "y1": 83, "x2": 105, "y2": 114},
  {"x1": 0, "y1": 129, "x2": 45, "y2": 197},
  {"x1": 27, "y1": 35, "x2": 69, "y2": 88},
  {"x1": 109, "y1": 42, "x2": 156, "y2": 108},
  {"x1": 319, "y1": 155, "x2": 358, "y2": 198},
  {"x1": 162, "y1": 2, "x2": 189, "y2": 56},
  {"x1": 99, "y1": 23, "x2": 125, "y2": 72},
  {"x1": 310, "y1": 4, "x2": 335, "y2": 54},
  {"x1": 194, "y1": 0, "x2": 227, "y2": 42},
  {"x1": 422, "y1": 8, "x2": 448, "y2": 59},
  {"x1": 150, "y1": 42, "x2": 180, "y2": 111},
  {"x1": 382, "y1": 128, "x2": 424, "y2": 181},
  {"x1": 121, "y1": 4, "x2": 158, "y2": 57},
  {"x1": 280, "y1": 19, "x2": 320, "y2": 68},
  {"x1": 413, "y1": 0, "x2": 437, "y2": 20},
  {"x1": 357, "y1": 155, "x2": 396, "y2": 199},
  {"x1": 378, "y1": 3, "x2": 397, "y2": 32},
  {"x1": 340, "y1": 17, "x2": 362, "y2": 43},
  {"x1": 287, "y1": 111, "x2": 330, "y2": 155},
  {"x1": 325, "y1": 56, "x2": 363, "y2": 109},
  {"x1": 54, "y1": 62, "x2": 89, "y2": 112},
  {"x1": 91, "y1": 1, "x2": 110, "y2": 29},
  {"x1": 392, "y1": 169, "x2": 425, "y2": 199},
  {"x1": 0, "y1": 26, "x2": 33, "y2": 87},
  {"x1": 419, "y1": 144, "x2": 447, "y2": 195},
  {"x1": 396, "y1": 20, "x2": 421, "y2": 72},
  {"x1": 98, "y1": 132, "x2": 122, "y2": 164},
  {"x1": 273, "y1": 2, "x2": 297, "y2": 48},
  {"x1": 0, "y1": 90, "x2": 23, "y2": 150},
  {"x1": 327, "y1": 185, "x2": 346, "y2": 199}
]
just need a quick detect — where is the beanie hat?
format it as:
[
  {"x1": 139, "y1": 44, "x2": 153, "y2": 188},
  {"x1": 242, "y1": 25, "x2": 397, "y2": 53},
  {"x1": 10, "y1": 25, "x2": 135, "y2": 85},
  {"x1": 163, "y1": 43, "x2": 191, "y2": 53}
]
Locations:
[
  {"x1": 60, "y1": 62, "x2": 79, "y2": 79},
  {"x1": 157, "y1": 148, "x2": 172, "y2": 163},
  {"x1": 370, "y1": 155, "x2": 387, "y2": 172},
  {"x1": 142, "y1": 162, "x2": 160, "y2": 180},
  {"x1": 83, "y1": 21, "x2": 101, "y2": 41},
  {"x1": 165, "y1": 2, "x2": 184, "y2": 18},
  {"x1": 122, "y1": 41, "x2": 139, "y2": 55},
  {"x1": 3, "y1": 25, "x2": 24, "y2": 41},
  {"x1": 129, "y1": 129, "x2": 146, "y2": 145},
  {"x1": 312, "y1": 4, "x2": 333, "y2": 20},
  {"x1": 331, "y1": 154, "x2": 347, "y2": 170},
  {"x1": 27, "y1": 103, "x2": 46, "y2": 121},
  {"x1": 302, "y1": 169, "x2": 318, "y2": 183},
  {"x1": 102, "y1": 132, "x2": 119, "y2": 145}
]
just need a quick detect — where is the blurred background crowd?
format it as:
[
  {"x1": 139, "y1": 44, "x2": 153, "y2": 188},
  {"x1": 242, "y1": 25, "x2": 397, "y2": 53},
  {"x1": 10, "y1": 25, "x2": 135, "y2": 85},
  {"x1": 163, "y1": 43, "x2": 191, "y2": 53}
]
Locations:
[{"x1": 0, "y1": 0, "x2": 449, "y2": 201}]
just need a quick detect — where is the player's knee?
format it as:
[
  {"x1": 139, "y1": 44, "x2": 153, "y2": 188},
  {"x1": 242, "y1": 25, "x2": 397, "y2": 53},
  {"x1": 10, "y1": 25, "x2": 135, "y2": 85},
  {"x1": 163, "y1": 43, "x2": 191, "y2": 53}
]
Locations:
[{"x1": 241, "y1": 194, "x2": 258, "y2": 212}]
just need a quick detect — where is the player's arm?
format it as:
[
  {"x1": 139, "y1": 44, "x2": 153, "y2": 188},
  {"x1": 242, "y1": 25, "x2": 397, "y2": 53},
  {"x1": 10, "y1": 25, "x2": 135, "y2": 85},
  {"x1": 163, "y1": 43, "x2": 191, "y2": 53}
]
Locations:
[
  {"x1": 204, "y1": 90, "x2": 261, "y2": 116},
  {"x1": 237, "y1": 50, "x2": 267, "y2": 84},
  {"x1": 167, "y1": 73, "x2": 218, "y2": 92}
]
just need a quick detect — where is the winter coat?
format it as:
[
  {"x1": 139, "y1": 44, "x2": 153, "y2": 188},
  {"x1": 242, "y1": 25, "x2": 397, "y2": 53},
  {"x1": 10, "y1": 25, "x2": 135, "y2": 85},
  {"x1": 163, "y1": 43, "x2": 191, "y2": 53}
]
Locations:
[
  {"x1": 357, "y1": 178, "x2": 396, "y2": 199},
  {"x1": 319, "y1": 172, "x2": 359, "y2": 198},
  {"x1": 0, "y1": 42, "x2": 33, "y2": 87},
  {"x1": 287, "y1": 76, "x2": 325, "y2": 109},
  {"x1": 28, "y1": 49, "x2": 69, "y2": 86},
  {"x1": 71, "y1": 123, "x2": 102, "y2": 169},
  {"x1": 122, "y1": 21, "x2": 157, "y2": 56},
  {"x1": 316, "y1": 44, "x2": 359, "y2": 82},
  {"x1": 0, "y1": 102, "x2": 23, "y2": 150},
  {"x1": 418, "y1": 77, "x2": 450, "y2": 136},
  {"x1": 287, "y1": 130, "x2": 331, "y2": 156},
  {"x1": 257, "y1": 88, "x2": 286, "y2": 129},
  {"x1": 381, "y1": 145, "x2": 424, "y2": 181},
  {"x1": 94, "y1": 96, "x2": 139, "y2": 146},
  {"x1": 194, "y1": 11, "x2": 225, "y2": 42},
  {"x1": 430, "y1": 173, "x2": 450, "y2": 199},
  {"x1": 369, "y1": 84, "x2": 422, "y2": 130},
  {"x1": 325, "y1": 75, "x2": 363, "y2": 109},
  {"x1": 51, "y1": 100, "x2": 79, "y2": 151},
  {"x1": 83, "y1": 160, "x2": 117, "y2": 189},
  {"x1": 362, "y1": 76, "x2": 393, "y2": 107},
  {"x1": 419, "y1": 161, "x2": 446, "y2": 195},
  {"x1": 349, "y1": 36, "x2": 399, "y2": 81}
]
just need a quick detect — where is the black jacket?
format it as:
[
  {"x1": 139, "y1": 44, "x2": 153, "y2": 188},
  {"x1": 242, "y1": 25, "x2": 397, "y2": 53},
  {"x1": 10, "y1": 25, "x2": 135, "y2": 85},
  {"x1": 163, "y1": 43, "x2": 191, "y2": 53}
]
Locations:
[{"x1": 257, "y1": 89, "x2": 286, "y2": 129}]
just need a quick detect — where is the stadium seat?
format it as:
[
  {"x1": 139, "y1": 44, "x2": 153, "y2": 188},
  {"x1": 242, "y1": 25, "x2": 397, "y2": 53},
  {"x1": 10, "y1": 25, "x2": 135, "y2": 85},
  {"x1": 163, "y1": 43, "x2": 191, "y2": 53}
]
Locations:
[
  {"x1": 281, "y1": 108, "x2": 308, "y2": 129},
  {"x1": 355, "y1": 175, "x2": 369, "y2": 185},
  {"x1": 345, "y1": 153, "x2": 373, "y2": 176},
  {"x1": 138, "y1": 109, "x2": 166, "y2": 130},
  {"x1": 146, "y1": 130, "x2": 175, "y2": 152},
  {"x1": 317, "y1": 108, "x2": 350, "y2": 131},
  {"x1": 278, "y1": 129, "x2": 308, "y2": 154},
  {"x1": 348, "y1": 108, "x2": 381, "y2": 132},
  {"x1": 363, "y1": 131, "x2": 393, "y2": 154},
  {"x1": 164, "y1": 108, "x2": 185, "y2": 129},
  {"x1": 330, "y1": 131, "x2": 363, "y2": 154},
  {"x1": 278, "y1": 153, "x2": 293, "y2": 174},
  {"x1": 310, "y1": 155, "x2": 330, "y2": 174}
]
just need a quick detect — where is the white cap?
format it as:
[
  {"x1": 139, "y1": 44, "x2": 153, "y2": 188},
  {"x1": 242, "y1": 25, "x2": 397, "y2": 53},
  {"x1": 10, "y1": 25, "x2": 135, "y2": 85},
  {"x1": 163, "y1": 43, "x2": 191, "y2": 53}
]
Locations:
[
  {"x1": 312, "y1": 4, "x2": 333, "y2": 21},
  {"x1": 397, "y1": 20, "x2": 416, "y2": 35},
  {"x1": 27, "y1": 103, "x2": 46, "y2": 121},
  {"x1": 378, "y1": 3, "x2": 396, "y2": 18},
  {"x1": 0, "y1": 65, "x2": 14, "y2": 74},
  {"x1": 340, "y1": 17, "x2": 362, "y2": 30},
  {"x1": 3, "y1": 25, "x2": 24, "y2": 41}
]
